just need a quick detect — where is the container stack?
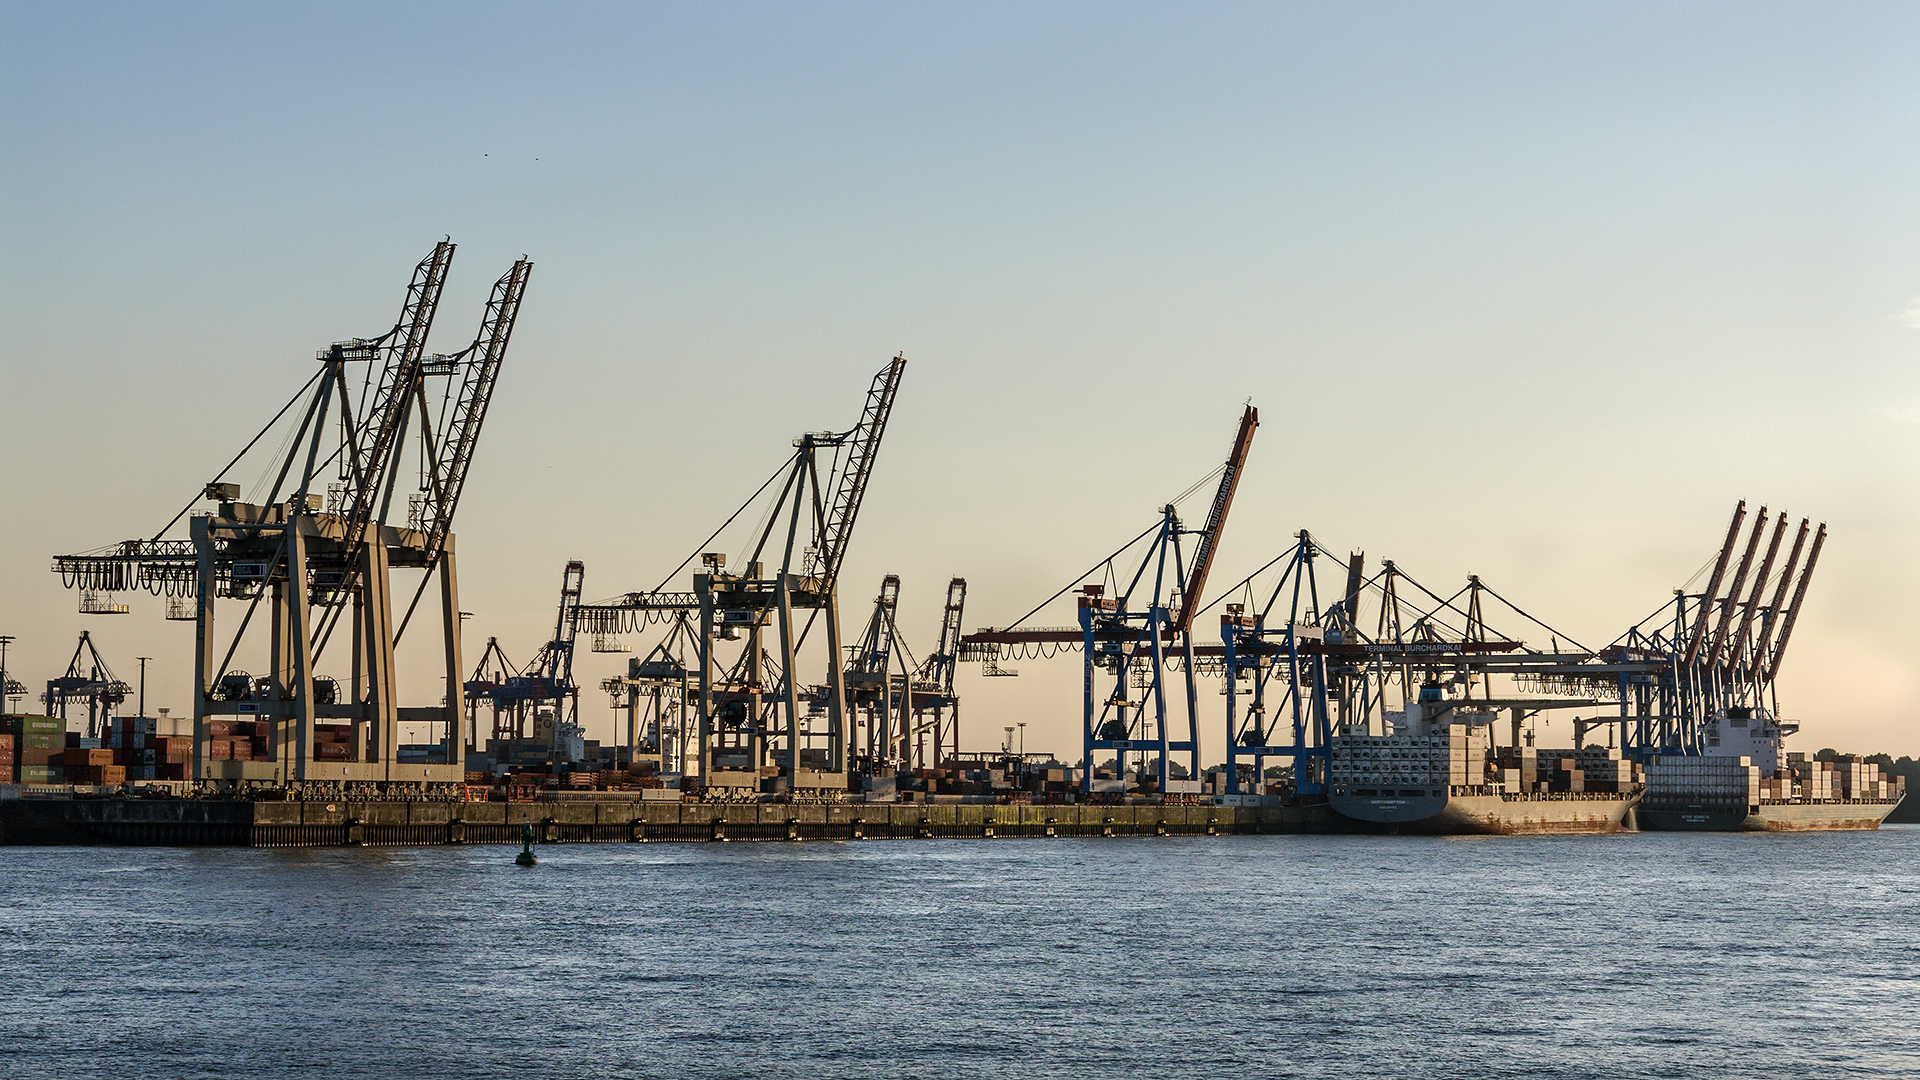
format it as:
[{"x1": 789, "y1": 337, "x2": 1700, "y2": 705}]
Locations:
[
  {"x1": 105, "y1": 715, "x2": 157, "y2": 752},
  {"x1": 143, "y1": 736, "x2": 192, "y2": 780},
  {"x1": 7, "y1": 715, "x2": 67, "y2": 782},
  {"x1": 1571, "y1": 746, "x2": 1637, "y2": 793},
  {"x1": 57, "y1": 747, "x2": 124, "y2": 786},
  {"x1": 1786, "y1": 754, "x2": 1903, "y2": 801},
  {"x1": 314, "y1": 723, "x2": 357, "y2": 761},
  {"x1": 1645, "y1": 756, "x2": 1760, "y2": 807},
  {"x1": 203, "y1": 719, "x2": 269, "y2": 762},
  {"x1": 1329, "y1": 733, "x2": 1456, "y2": 791}
]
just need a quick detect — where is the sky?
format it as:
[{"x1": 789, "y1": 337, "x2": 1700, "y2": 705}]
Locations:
[{"x1": 4, "y1": 1, "x2": 1920, "y2": 760}]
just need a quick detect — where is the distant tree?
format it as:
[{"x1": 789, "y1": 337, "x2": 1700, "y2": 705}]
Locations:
[
  {"x1": 1867, "y1": 753, "x2": 1895, "y2": 769},
  {"x1": 1264, "y1": 765, "x2": 1286, "y2": 779},
  {"x1": 1168, "y1": 761, "x2": 1191, "y2": 780},
  {"x1": 1816, "y1": 747, "x2": 1837, "y2": 761}
]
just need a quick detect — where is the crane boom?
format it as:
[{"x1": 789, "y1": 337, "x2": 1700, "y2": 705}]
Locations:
[
  {"x1": 805, "y1": 354, "x2": 906, "y2": 589},
  {"x1": 1172, "y1": 405, "x2": 1258, "y2": 635},
  {"x1": 1704, "y1": 505, "x2": 1767, "y2": 670},
  {"x1": 321, "y1": 242, "x2": 454, "y2": 629},
  {"x1": 927, "y1": 577, "x2": 967, "y2": 695},
  {"x1": 542, "y1": 560, "x2": 586, "y2": 688},
  {"x1": 1723, "y1": 511, "x2": 1786, "y2": 673},
  {"x1": 419, "y1": 258, "x2": 532, "y2": 549},
  {"x1": 1765, "y1": 523, "x2": 1825, "y2": 681},
  {"x1": 1750, "y1": 518, "x2": 1809, "y2": 670},
  {"x1": 343, "y1": 241, "x2": 454, "y2": 524},
  {"x1": 1683, "y1": 501, "x2": 1746, "y2": 665}
]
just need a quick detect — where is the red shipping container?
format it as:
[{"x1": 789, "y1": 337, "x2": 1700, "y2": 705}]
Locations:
[
  {"x1": 207, "y1": 721, "x2": 236, "y2": 738},
  {"x1": 208, "y1": 739, "x2": 233, "y2": 761},
  {"x1": 250, "y1": 737, "x2": 270, "y2": 758},
  {"x1": 315, "y1": 742, "x2": 351, "y2": 760},
  {"x1": 158, "y1": 763, "x2": 188, "y2": 781},
  {"x1": 148, "y1": 736, "x2": 193, "y2": 754},
  {"x1": 59, "y1": 748, "x2": 113, "y2": 767},
  {"x1": 0, "y1": 733, "x2": 13, "y2": 752}
]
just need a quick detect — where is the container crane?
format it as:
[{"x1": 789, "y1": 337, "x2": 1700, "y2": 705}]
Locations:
[
  {"x1": 908, "y1": 577, "x2": 966, "y2": 768},
  {"x1": 464, "y1": 560, "x2": 585, "y2": 761},
  {"x1": 50, "y1": 241, "x2": 531, "y2": 794},
  {"x1": 961, "y1": 405, "x2": 1258, "y2": 796},
  {"x1": 846, "y1": 574, "x2": 909, "y2": 775},
  {"x1": 599, "y1": 611, "x2": 697, "y2": 775},
  {"x1": 43, "y1": 631, "x2": 131, "y2": 740},
  {"x1": 572, "y1": 355, "x2": 907, "y2": 795}
]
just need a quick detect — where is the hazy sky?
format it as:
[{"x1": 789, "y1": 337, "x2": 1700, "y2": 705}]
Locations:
[{"x1": 5, "y1": 2, "x2": 1920, "y2": 760}]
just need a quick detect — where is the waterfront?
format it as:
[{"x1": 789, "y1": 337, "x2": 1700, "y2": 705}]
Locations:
[{"x1": 0, "y1": 829, "x2": 1915, "y2": 1078}]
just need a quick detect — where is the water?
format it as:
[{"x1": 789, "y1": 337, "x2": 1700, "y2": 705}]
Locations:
[{"x1": 1, "y1": 828, "x2": 1916, "y2": 1079}]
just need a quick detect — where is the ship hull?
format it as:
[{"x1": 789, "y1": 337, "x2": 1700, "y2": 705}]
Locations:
[
  {"x1": 1639, "y1": 797, "x2": 1904, "y2": 832},
  {"x1": 1329, "y1": 792, "x2": 1639, "y2": 835}
]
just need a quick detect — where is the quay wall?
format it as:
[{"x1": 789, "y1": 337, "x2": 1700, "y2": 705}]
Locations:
[{"x1": 0, "y1": 798, "x2": 1343, "y2": 848}]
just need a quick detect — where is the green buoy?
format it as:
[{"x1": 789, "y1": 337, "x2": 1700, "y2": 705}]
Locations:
[{"x1": 515, "y1": 823, "x2": 538, "y2": 866}]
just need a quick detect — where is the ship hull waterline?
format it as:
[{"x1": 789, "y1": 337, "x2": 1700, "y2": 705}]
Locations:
[
  {"x1": 1328, "y1": 792, "x2": 1641, "y2": 835},
  {"x1": 1638, "y1": 797, "x2": 1903, "y2": 832}
]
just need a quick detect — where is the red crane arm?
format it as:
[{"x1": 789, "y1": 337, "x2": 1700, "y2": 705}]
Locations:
[{"x1": 1172, "y1": 405, "x2": 1258, "y2": 634}]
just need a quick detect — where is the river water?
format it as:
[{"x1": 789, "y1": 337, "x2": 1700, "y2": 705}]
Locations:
[{"x1": 1, "y1": 827, "x2": 1915, "y2": 1079}]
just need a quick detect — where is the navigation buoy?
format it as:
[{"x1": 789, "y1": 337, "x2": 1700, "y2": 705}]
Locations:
[{"x1": 515, "y1": 823, "x2": 538, "y2": 866}]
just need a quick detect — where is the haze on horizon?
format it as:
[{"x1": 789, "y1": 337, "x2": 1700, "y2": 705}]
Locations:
[{"x1": 4, "y1": 2, "x2": 1919, "y2": 760}]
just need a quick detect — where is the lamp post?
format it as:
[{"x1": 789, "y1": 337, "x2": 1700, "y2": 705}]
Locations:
[{"x1": 135, "y1": 656, "x2": 152, "y2": 718}]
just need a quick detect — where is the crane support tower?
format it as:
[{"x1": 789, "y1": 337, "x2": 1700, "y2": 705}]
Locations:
[
  {"x1": 961, "y1": 405, "x2": 1258, "y2": 797},
  {"x1": 51, "y1": 241, "x2": 532, "y2": 794},
  {"x1": 43, "y1": 631, "x2": 132, "y2": 740},
  {"x1": 846, "y1": 574, "x2": 910, "y2": 776},
  {"x1": 911, "y1": 577, "x2": 967, "y2": 769},
  {"x1": 572, "y1": 355, "x2": 907, "y2": 797},
  {"x1": 599, "y1": 611, "x2": 697, "y2": 776}
]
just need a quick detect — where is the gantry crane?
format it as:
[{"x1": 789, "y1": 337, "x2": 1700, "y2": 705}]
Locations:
[
  {"x1": 600, "y1": 611, "x2": 697, "y2": 774},
  {"x1": 846, "y1": 574, "x2": 910, "y2": 775},
  {"x1": 462, "y1": 636, "x2": 521, "y2": 749},
  {"x1": 51, "y1": 241, "x2": 531, "y2": 793},
  {"x1": 573, "y1": 355, "x2": 907, "y2": 795},
  {"x1": 1586, "y1": 503, "x2": 1824, "y2": 759},
  {"x1": 465, "y1": 560, "x2": 584, "y2": 760},
  {"x1": 1206, "y1": 500, "x2": 1829, "y2": 797},
  {"x1": 907, "y1": 577, "x2": 966, "y2": 769},
  {"x1": 43, "y1": 631, "x2": 131, "y2": 739},
  {"x1": 961, "y1": 405, "x2": 1258, "y2": 796},
  {"x1": 845, "y1": 574, "x2": 968, "y2": 775}
]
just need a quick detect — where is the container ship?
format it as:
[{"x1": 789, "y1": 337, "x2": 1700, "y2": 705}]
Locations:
[
  {"x1": 1326, "y1": 687, "x2": 1640, "y2": 835},
  {"x1": 1636, "y1": 709, "x2": 1905, "y2": 831}
]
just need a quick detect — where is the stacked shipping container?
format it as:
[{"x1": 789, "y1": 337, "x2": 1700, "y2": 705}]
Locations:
[
  {"x1": 1645, "y1": 756, "x2": 1761, "y2": 807},
  {"x1": 8, "y1": 715, "x2": 66, "y2": 782}
]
